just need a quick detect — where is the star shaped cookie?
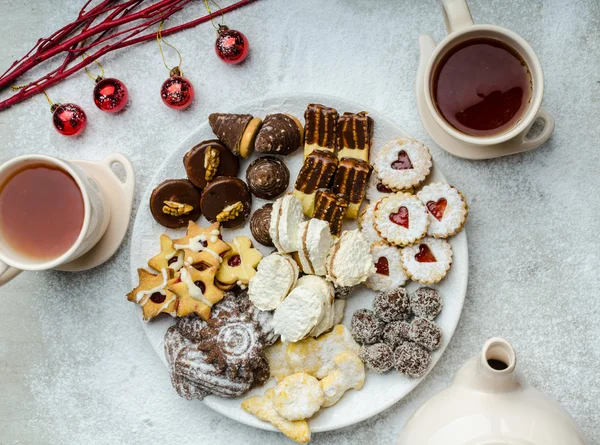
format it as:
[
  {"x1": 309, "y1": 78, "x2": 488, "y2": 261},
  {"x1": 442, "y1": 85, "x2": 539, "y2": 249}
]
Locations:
[
  {"x1": 148, "y1": 234, "x2": 184, "y2": 272},
  {"x1": 168, "y1": 265, "x2": 224, "y2": 320},
  {"x1": 216, "y1": 236, "x2": 263, "y2": 288},
  {"x1": 173, "y1": 221, "x2": 231, "y2": 269},
  {"x1": 127, "y1": 268, "x2": 179, "y2": 321}
]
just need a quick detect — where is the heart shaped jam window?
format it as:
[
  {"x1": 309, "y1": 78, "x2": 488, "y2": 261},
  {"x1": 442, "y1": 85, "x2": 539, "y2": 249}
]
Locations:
[
  {"x1": 415, "y1": 244, "x2": 437, "y2": 263},
  {"x1": 391, "y1": 150, "x2": 413, "y2": 170},
  {"x1": 375, "y1": 256, "x2": 389, "y2": 276},
  {"x1": 228, "y1": 254, "x2": 241, "y2": 267},
  {"x1": 389, "y1": 206, "x2": 409, "y2": 228},
  {"x1": 376, "y1": 182, "x2": 393, "y2": 193},
  {"x1": 426, "y1": 198, "x2": 447, "y2": 221}
]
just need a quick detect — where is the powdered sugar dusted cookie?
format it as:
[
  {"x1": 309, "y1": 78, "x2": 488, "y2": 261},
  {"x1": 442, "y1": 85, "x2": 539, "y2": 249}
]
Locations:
[
  {"x1": 297, "y1": 218, "x2": 334, "y2": 276},
  {"x1": 365, "y1": 241, "x2": 408, "y2": 291},
  {"x1": 401, "y1": 237, "x2": 453, "y2": 284},
  {"x1": 366, "y1": 171, "x2": 396, "y2": 203},
  {"x1": 271, "y1": 372, "x2": 324, "y2": 420},
  {"x1": 417, "y1": 183, "x2": 468, "y2": 238},
  {"x1": 320, "y1": 351, "x2": 365, "y2": 407},
  {"x1": 374, "y1": 193, "x2": 429, "y2": 247},
  {"x1": 269, "y1": 194, "x2": 305, "y2": 253},
  {"x1": 296, "y1": 275, "x2": 335, "y2": 338},
  {"x1": 272, "y1": 285, "x2": 323, "y2": 342},
  {"x1": 374, "y1": 137, "x2": 432, "y2": 190},
  {"x1": 326, "y1": 229, "x2": 375, "y2": 287},
  {"x1": 249, "y1": 253, "x2": 298, "y2": 311},
  {"x1": 358, "y1": 201, "x2": 385, "y2": 245}
]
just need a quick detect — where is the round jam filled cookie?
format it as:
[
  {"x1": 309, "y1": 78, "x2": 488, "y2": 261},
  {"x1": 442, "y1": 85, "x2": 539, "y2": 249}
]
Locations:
[
  {"x1": 200, "y1": 176, "x2": 252, "y2": 229},
  {"x1": 246, "y1": 156, "x2": 290, "y2": 199},
  {"x1": 183, "y1": 139, "x2": 240, "y2": 189},
  {"x1": 358, "y1": 202, "x2": 385, "y2": 245},
  {"x1": 365, "y1": 241, "x2": 408, "y2": 292},
  {"x1": 374, "y1": 193, "x2": 429, "y2": 247},
  {"x1": 401, "y1": 237, "x2": 453, "y2": 284},
  {"x1": 150, "y1": 179, "x2": 201, "y2": 228},
  {"x1": 366, "y1": 171, "x2": 396, "y2": 203},
  {"x1": 374, "y1": 137, "x2": 432, "y2": 191},
  {"x1": 417, "y1": 182, "x2": 468, "y2": 238}
]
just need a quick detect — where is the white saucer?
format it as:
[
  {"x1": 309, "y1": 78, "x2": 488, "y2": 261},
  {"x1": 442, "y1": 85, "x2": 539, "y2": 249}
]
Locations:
[
  {"x1": 416, "y1": 35, "x2": 555, "y2": 160},
  {"x1": 57, "y1": 153, "x2": 135, "y2": 272}
]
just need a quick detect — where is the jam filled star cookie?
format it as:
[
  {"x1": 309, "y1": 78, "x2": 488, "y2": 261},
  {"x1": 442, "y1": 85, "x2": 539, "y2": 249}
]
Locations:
[
  {"x1": 216, "y1": 236, "x2": 262, "y2": 290},
  {"x1": 365, "y1": 241, "x2": 408, "y2": 292},
  {"x1": 127, "y1": 268, "x2": 179, "y2": 321},
  {"x1": 400, "y1": 237, "x2": 453, "y2": 284},
  {"x1": 148, "y1": 234, "x2": 184, "y2": 272},
  {"x1": 173, "y1": 221, "x2": 231, "y2": 269},
  {"x1": 374, "y1": 138, "x2": 432, "y2": 191},
  {"x1": 168, "y1": 265, "x2": 225, "y2": 320},
  {"x1": 417, "y1": 182, "x2": 468, "y2": 238},
  {"x1": 374, "y1": 193, "x2": 429, "y2": 247}
]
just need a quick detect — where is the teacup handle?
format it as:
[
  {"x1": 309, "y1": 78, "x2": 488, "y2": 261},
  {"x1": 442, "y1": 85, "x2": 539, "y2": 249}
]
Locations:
[
  {"x1": 442, "y1": 0, "x2": 474, "y2": 33},
  {"x1": 0, "y1": 261, "x2": 22, "y2": 287},
  {"x1": 519, "y1": 108, "x2": 555, "y2": 151}
]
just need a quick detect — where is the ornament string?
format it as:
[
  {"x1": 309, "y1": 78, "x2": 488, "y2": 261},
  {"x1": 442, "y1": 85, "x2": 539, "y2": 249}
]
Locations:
[
  {"x1": 82, "y1": 51, "x2": 105, "y2": 82},
  {"x1": 11, "y1": 84, "x2": 54, "y2": 108},
  {"x1": 156, "y1": 20, "x2": 183, "y2": 76},
  {"x1": 203, "y1": 0, "x2": 225, "y2": 30}
]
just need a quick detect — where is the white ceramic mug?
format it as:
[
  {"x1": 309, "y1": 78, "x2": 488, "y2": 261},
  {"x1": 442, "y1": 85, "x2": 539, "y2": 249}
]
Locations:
[
  {"x1": 422, "y1": 0, "x2": 554, "y2": 148},
  {"x1": 0, "y1": 154, "x2": 111, "y2": 286}
]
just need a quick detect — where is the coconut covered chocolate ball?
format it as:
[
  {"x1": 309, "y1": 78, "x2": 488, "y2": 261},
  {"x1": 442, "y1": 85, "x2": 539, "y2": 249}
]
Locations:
[
  {"x1": 382, "y1": 320, "x2": 410, "y2": 350},
  {"x1": 351, "y1": 309, "x2": 384, "y2": 345},
  {"x1": 408, "y1": 317, "x2": 443, "y2": 352},
  {"x1": 373, "y1": 287, "x2": 411, "y2": 322},
  {"x1": 410, "y1": 287, "x2": 442, "y2": 320},
  {"x1": 394, "y1": 342, "x2": 430, "y2": 378},
  {"x1": 360, "y1": 343, "x2": 394, "y2": 374}
]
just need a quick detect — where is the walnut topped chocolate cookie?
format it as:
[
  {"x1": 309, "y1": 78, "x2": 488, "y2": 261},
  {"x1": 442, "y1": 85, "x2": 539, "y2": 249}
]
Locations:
[
  {"x1": 200, "y1": 177, "x2": 252, "y2": 229},
  {"x1": 150, "y1": 179, "x2": 201, "y2": 228},
  {"x1": 255, "y1": 113, "x2": 303, "y2": 155},
  {"x1": 183, "y1": 139, "x2": 240, "y2": 189},
  {"x1": 209, "y1": 113, "x2": 262, "y2": 158}
]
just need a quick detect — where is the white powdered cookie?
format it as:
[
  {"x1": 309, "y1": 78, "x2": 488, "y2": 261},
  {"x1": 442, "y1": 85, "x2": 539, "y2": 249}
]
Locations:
[
  {"x1": 272, "y1": 285, "x2": 323, "y2": 342},
  {"x1": 365, "y1": 241, "x2": 408, "y2": 291},
  {"x1": 358, "y1": 201, "x2": 385, "y2": 245},
  {"x1": 297, "y1": 219, "x2": 334, "y2": 276},
  {"x1": 320, "y1": 352, "x2": 365, "y2": 407},
  {"x1": 295, "y1": 275, "x2": 334, "y2": 338},
  {"x1": 271, "y1": 194, "x2": 305, "y2": 253},
  {"x1": 374, "y1": 137, "x2": 432, "y2": 190},
  {"x1": 417, "y1": 182, "x2": 468, "y2": 238},
  {"x1": 374, "y1": 193, "x2": 429, "y2": 247},
  {"x1": 332, "y1": 299, "x2": 346, "y2": 326},
  {"x1": 249, "y1": 253, "x2": 298, "y2": 311},
  {"x1": 366, "y1": 170, "x2": 396, "y2": 203},
  {"x1": 326, "y1": 230, "x2": 375, "y2": 287},
  {"x1": 401, "y1": 237, "x2": 453, "y2": 284},
  {"x1": 266, "y1": 340, "x2": 293, "y2": 382},
  {"x1": 271, "y1": 372, "x2": 324, "y2": 421}
]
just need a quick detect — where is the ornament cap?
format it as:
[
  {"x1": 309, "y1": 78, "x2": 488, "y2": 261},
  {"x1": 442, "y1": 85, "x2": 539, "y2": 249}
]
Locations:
[
  {"x1": 170, "y1": 66, "x2": 183, "y2": 77},
  {"x1": 217, "y1": 24, "x2": 230, "y2": 35},
  {"x1": 95, "y1": 75, "x2": 104, "y2": 83},
  {"x1": 50, "y1": 103, "x2": 60, "y2": 113}
]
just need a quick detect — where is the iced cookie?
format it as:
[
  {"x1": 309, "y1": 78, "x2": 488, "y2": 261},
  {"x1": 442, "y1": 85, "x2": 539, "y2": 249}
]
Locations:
[
  {"x1": 127, "y1": 268, "x2": 178, "y2": 321},
  {"x1": 248, "y1": 252, "x2": 299, "y2": 311},
  {"x1": 394, "y1": 342, "x2": 430, "y2": 378},
  {"x1": 297, "y1": 218, "x2": 334, "y2": 276},
  {"x1": 417, "y1": 183, "x2": 468, "y2": 238},
  {"x1": 358, "y1": 201, "x2": 385, "y2": 245},
  {"x1": 168, "y1": 265, "x2": 224, "y2": 320},
  {"x1": 365, "y1": 241, "x2": 408, "y2": 292},
  {"x1": 272, "y1": 372, "x2": 324, "y2": 420},
  {"x1": 293, "y1": 149, "x2": 338, "y2": 216},
  {"x1": 272, "y1": 284, "x2": 323, "y2": 342},
  {"x1": 217, "y1": 236, "x2": 262, "y2": 289},
  {"x1": 173, "y1": 221, "x2": 231, "y2": 269},
  {"x1": 374, "y1": 193, "x2": 429, "y2": 246},
  {"x1": 400, "y1": 237, "x2": 453, "y2": 284},
  {"x1": 148, "y1": 234, "x2": 184, "y2": 272},
  {"x1": 326, "y1": 229, "x2": 375, "y2": 287},
  {"x1": 374, "y1": 137, "x2": 432, "y2": 190},
  {"x1": 270, "y1": 194, "x2": 305, "y2": 253},
  {"x1": 320, "y1": 352, "x2": 365, "y2": 407}
]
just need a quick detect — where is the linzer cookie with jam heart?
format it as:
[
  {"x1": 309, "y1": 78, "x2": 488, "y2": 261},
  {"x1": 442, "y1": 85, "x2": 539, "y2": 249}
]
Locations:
[
  {"x1": 374, "y1": 193, "x2": 429, "y2": 246},
  {"x1": 366, "y1": 172, "x2": 397, "y2": 203},
  {"x1": 417, "y1": 182, "x2": 468, "y2": 238},
  {"x1": 183, "y1": 139, "x2": 240, "y2": 189},
  {"x1": 335, "y1": 111, "x2": 374, "y2": 162},
  {"x1": 209, "y1": 113, "x2": 262, "y2": 158},
  {"x1": 400, "y1": 237, "x2": 453, "y2": 284},
  {"x1": 358, "y1": 201, "x2": 385, "y2": 245},
  {"x1": 303, "y1": 104, "x2": 339, "y2": 158},
  {"x1": 365, "y1": 241, "x2": 408, "y2": 292},
  {"x1": 374, "y1": 137, "x2": 432, "y2": 191},
  {"x1": 331, "y1": 157, "x2": 370, "y2": 219}
]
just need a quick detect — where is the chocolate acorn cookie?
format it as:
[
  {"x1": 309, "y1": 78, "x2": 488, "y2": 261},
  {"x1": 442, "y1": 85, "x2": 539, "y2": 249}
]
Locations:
[
  {"x1": 250, "y1": 204, "x2": 274, "y2": 247},
  {"x1": 255, "y1": 113, "x2": 303, "y2": 155},
  {"x1": 246, "y1": 156, "x2": 289, "y2": 199},
  {"x1": 200, "y1": 176, "x2": 252, "y2": 229},
  {"x1": 150, "y1": 179, "x2": 201, "y2": 228},
  {"x1": 183, "y1": 139, "x2": 240, "y2": 189},
  {"x1": 208, "y1": 113, "x2": 262, "y2": 158}
]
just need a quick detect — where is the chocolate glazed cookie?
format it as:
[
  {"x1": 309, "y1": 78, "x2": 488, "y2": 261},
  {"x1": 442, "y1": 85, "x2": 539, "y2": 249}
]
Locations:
[
  {"x1": 150, "y1": 179, "x2": 201, "y2": 228},
  {"x1": 200, "y1": 177, "x2": 252, "y2": 229},
  {"x1": 183, "y1": 139, "x2": 240, "y2": 189}
]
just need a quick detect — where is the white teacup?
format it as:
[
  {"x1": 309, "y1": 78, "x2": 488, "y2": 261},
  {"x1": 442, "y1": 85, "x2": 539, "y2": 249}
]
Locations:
[
  {"x1": 422, "y1": 0, "x2": 554, "y2": 147},
  {"x1": 0, "y1": 154, "x2": 111, "y2": 286}
]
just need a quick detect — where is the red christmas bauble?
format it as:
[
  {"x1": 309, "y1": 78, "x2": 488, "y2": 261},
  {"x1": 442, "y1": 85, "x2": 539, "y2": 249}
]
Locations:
[
  {"x1": 215, "y1": 25, "x2": 249, "y2": 64},
  {"x1": 93, "y1": 77, "x2": 129, "y2": 113},
  {"x1": 52, "y1": 103, "x2": 87, "y2": 137},
  {"x1": 160, "y1": 74, "x2": 194, "y2": 110}
]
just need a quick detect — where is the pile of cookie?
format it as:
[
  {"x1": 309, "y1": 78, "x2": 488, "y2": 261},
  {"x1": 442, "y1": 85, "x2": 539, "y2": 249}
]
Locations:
[
  {"x1": 242, "y1": 325, "x2": 364, "y2": 444},
  {"x1": 351, "y1": 286, "x2": 443, "y2": 378}
]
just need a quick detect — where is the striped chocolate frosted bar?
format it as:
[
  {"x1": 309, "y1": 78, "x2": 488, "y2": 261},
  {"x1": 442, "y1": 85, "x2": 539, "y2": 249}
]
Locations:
[
  {"x1": 293, "y1": 149, "x2": 338, "y2": 217},
  {"x1": 332, "y1": 157, "x2": 371, "y2": 219},
  {"x1": 303, "y1": 103, "x2": 339, "y2": 158},
  {"x1": 335, "y1": 111, "x2": 374, "y2": 162},
  {"x1": 313, "y1": 189, "x2": 348, "y2": 237}
]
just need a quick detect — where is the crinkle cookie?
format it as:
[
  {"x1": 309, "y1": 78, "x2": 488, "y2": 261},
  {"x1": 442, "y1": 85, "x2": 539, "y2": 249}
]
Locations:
[
  {"x1": 417, "y1": 182, "x2": 468, "y2": 238},
  {"x1": 401, "y1": 237, "x2": 453, "y2": 284},
  {"x1": 374, "y1": 193, "x2": 429, "y2": 247},
  {"x1": 374, "y1": 137, "x2": 432, "y2": 190},
  {"x1": 365, "y1": 242, "x2": 407, "y2": 292}
]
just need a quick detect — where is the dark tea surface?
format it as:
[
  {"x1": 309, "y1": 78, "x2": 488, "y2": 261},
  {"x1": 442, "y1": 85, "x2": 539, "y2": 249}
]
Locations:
[
  {"x1": 0, "y1": 163, "x2": 84, "y2": 260},
  {"x1": 433, "y1": 38, "x2": 532, "y2": 137}
]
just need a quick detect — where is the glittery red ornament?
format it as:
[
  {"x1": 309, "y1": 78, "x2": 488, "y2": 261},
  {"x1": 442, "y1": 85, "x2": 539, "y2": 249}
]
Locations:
[
  {"x1": 52, "y1": 103, "x2": 87, "y2": 136},
  {"x1": 93, "y1": 77, "x2": 129, "y2": 113},
  {"x1": 215, "y1": 25, "x2": 249, "y2": 64},
  {"x1": 160, "y1": 71, "x2": 194, "y2": 110}
]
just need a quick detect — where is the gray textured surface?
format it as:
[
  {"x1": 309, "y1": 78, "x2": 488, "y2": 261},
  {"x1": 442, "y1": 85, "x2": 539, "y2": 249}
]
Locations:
[{"x1": 0, "y1": 1, "x2": 598, "y2": 444}]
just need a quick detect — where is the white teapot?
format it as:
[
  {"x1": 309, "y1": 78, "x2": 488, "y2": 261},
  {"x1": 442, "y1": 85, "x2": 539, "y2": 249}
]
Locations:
[{"x1": 397, "y1": 338, "x2": 588, "y2": 445}]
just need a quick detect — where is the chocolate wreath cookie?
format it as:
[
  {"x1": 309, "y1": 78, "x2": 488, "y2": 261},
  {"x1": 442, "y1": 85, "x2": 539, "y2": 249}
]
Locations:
[
  {"x1": 200, "y1": 176, "x2": 252, "y2": 229},
  {"x1": 183, "y1": 139, "x2": 240, "y2": 189},
  {"x1": 209, "y1": 113, "x2": 262, "y2": 158},
  {"x1": 150, "y1": 179, "x2": 201, "y2": 228},
  {"x1": 246, "y1": 156, "x2": 290, "y2": 199},
  {"x1": 255, "y1": 113, "x2": 304, "y2": 155}
]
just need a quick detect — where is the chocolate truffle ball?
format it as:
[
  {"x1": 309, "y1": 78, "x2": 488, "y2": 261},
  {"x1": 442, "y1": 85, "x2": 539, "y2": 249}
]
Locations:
[
  {"x1": 373, "y1": 287, "x2": 411, "y2": 322},
  {"x1": 410, "y1": 287, "x2": 442, "y2": 320},
  {"x1": 394, "y1": 342, "x2": 431, "y2": 378},
  {"x1": 408, "y1": 318, "x2": 443, "y2": 352},
  {"x1": 250, "y1": 204, "x2": 274, "y2": 247},
  {"x1": 351, "y1": 309, "x2": 384, "y2": 345},
  {"x1": 246, "y1": 156, "x2": 290, "y2": 199},
  {"x1": 150, "y1": 179, "x2": 201, "y2": 228},
  {"x1": 360, "y1": 343, "x2": 394, "y2": 374}
]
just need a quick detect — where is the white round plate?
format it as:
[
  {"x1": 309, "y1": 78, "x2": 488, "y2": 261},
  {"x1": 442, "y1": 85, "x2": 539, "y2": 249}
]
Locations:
[{"x1": 129, "y1": 94, "x2": 468, "y2": 434}]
